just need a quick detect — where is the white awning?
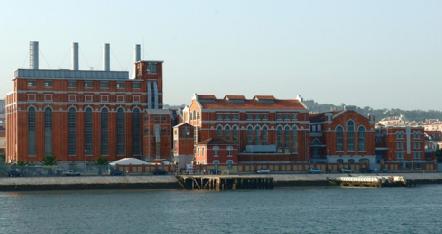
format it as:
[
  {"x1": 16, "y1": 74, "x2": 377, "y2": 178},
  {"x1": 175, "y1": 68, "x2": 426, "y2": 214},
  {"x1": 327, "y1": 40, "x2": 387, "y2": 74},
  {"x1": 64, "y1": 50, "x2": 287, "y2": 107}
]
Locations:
[{"x1": 109, "y1": 158, "x2": 149, "y2": 166}]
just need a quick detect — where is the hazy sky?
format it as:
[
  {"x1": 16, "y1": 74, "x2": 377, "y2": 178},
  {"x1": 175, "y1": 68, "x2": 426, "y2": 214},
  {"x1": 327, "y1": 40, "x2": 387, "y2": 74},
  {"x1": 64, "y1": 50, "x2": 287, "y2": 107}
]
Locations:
[{"x1": 1, "y1": 0, "x2": 441, "y2": 110}]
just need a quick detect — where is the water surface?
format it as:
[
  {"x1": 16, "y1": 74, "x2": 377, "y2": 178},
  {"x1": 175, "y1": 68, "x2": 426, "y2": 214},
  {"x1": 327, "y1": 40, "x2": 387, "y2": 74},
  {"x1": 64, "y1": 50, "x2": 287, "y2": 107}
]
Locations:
[{"x1": 1, "y1": 186, "x2": 441, "y2": 234}]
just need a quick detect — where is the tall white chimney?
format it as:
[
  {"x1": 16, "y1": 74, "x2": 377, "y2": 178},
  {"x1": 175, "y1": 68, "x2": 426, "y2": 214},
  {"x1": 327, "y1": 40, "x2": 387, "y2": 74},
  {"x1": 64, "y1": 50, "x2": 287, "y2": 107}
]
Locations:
[
  {"x1": 72, "y1": 42, "x2": 79, "y2": 70},
  {"x1": 29, "y1": 41, "x2": 39, "y2": 69},
  {"x1": 104, "y1": 43, "x2": 110, "y2": 71}
]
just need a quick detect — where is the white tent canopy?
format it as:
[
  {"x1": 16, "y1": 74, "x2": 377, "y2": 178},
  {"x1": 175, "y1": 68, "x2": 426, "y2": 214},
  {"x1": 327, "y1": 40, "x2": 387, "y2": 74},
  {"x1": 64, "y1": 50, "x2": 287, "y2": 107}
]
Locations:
[{"x1": 109, "y1": 158, "x2": 150, "y2": 166}]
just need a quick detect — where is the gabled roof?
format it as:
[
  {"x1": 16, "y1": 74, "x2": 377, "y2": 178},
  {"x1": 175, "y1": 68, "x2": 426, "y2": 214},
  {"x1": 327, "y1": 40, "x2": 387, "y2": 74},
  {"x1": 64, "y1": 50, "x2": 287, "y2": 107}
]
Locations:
[{"x1": 193, "y1": 94, "x2": 306, "y2": 111}]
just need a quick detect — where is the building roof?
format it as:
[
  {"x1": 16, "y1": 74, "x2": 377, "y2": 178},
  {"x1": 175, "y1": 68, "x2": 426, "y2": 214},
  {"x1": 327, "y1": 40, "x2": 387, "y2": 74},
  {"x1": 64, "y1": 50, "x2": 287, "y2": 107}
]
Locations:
[
  {"x1": 197, "y1": 138, "x2": 232, "y2": 145},
  {"x1": 194, "y1": 94, "x2": 306, "y2": 111},
  {"x1": 14, "y1": 69, "x2": 129, "y2": 80}
]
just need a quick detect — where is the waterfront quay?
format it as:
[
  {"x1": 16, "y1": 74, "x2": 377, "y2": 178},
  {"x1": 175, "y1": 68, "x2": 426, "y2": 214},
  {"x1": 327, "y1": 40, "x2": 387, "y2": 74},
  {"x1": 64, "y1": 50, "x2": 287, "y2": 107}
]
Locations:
[{"x1": 1, "y1": 173, "x2": 442, "y2": 191}]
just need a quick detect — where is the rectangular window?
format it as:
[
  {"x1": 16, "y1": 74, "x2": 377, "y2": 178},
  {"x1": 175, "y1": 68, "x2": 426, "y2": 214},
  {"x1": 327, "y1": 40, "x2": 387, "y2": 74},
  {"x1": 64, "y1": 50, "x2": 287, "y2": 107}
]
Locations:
[
  {"x1": 396, "y1": 152, "x2": 404, "y2": 160},
  {"x1": 68, "y1": 80, "x2": 76, "y2": 88},
  {"x1": 101, "y1": 95, "x2": 109, "y2": 103},
  {"x1": 85, "y1": 95, "x2": 93, "y2": 103},
  {"x1": 396, "y1": 142, "x2": 404, "y2": 150},
  {"x1": 132, "y1": 82, "x2": 141, "y2": 89},
  {"x1": 414, "y1": 142, "x2": 421, "y2": 150},
  {"x1": 43, "y1": 80, "x2": 53, "y2": 88},
  {"x1": 100, "y1": 81, "x2": 109, "y2": 89},
  {"x1": 213, "y1": 146, "x2": 219, "y2": 157},
  {"x1": 27, "y1": 94, "x2": 36, "y2": 101},
  {"x1": 116, "y1": 82, "x2": 125, "y2": 89},
  {"x1": 44, "y1": 94, "x2": 53, "y2": 102},
  {"x1": 413, "y1": 152, "x2": 422, "y2": 160},
  {"x1": 147, "y1": 62, "x2": 157, "y2": 73},
  {"x1": 68, "y1": 94, "x2": 76, "y2": 102},
  {"x1": 84, "y1": 81, "x2": 94, "y2": 88},
  {"x1": 133, "y1": 95, "x2": 141, "y2": 103},
  {"x1": 117, "y1": 95, "x2": 125, "y2": 103},
  {"x1": 27, "y1": 80, "x2": 36, "y2": 87}
]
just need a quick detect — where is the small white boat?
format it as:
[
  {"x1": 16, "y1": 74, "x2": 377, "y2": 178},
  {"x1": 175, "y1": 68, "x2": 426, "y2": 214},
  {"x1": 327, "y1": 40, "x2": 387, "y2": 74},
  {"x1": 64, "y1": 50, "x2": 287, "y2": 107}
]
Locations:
[{"x1": 328, "y1": 176, "x2": 411, "y2": 187}]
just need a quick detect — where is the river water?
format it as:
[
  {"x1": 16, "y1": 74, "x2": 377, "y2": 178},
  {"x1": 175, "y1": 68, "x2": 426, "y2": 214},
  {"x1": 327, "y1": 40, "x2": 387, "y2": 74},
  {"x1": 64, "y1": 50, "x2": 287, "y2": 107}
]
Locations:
[{"x1": 0, "y1": 185, "x2": 441, "y2": 234}]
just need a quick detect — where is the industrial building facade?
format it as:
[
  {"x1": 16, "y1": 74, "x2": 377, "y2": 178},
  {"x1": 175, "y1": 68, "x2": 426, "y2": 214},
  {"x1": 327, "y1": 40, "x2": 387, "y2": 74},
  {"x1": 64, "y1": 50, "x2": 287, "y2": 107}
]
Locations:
[
  {"x1": 181, "y1": 94, "x2": 310, "y2": 165},
  {"x1": 5, "y1": 41, "x2": 171, "y2": 163}
]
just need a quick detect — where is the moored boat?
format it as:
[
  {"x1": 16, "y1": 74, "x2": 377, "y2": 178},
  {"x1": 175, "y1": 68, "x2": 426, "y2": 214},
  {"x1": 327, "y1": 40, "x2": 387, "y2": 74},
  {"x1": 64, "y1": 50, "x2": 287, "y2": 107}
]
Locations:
[{"x1": 328, "y1": 176, "x2": 410, "y2": 188}]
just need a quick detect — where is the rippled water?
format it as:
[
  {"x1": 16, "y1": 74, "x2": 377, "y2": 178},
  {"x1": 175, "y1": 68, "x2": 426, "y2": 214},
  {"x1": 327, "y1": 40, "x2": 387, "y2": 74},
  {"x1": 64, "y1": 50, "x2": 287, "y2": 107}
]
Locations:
[{"x1": 1, "y1": 185, "x2": 442, "y2": 234}]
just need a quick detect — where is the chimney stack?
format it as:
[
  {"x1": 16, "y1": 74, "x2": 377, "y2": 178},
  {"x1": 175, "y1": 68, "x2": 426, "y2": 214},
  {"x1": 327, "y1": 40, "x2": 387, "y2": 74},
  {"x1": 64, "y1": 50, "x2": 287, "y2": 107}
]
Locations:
[
  {"x1": 72, "y1": 42, "x2": 79, "y2": 70},
  {"x1": 29, "y1": 41, "x2": 39, "y2": 69},
  {"x1": 134, "y1": 44, "x2": 141, "y2": 62},
  {"x1": 103, "y1": 43, "x2": 110, "y2": 71}
]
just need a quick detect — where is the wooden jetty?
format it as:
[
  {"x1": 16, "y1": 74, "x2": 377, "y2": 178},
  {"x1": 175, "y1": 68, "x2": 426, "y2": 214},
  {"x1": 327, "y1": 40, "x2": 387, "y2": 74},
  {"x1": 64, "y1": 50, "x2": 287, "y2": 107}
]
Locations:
[{"x1": 177, "y1": 175, "x2": 273, "y2": 191}]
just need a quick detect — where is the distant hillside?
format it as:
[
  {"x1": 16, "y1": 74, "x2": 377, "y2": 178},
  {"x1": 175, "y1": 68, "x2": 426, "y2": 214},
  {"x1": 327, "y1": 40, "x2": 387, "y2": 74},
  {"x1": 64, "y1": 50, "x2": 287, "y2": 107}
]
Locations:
[{"x1": 303, "y1": 100, "x2": 442, "y2": 122}]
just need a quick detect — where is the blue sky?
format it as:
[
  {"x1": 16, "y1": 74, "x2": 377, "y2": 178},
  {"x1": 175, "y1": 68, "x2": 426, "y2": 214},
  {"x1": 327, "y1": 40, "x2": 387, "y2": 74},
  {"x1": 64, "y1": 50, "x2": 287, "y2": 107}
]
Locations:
[{"x1": 1, "y1": 0, "x2": 441, "y2": 110}]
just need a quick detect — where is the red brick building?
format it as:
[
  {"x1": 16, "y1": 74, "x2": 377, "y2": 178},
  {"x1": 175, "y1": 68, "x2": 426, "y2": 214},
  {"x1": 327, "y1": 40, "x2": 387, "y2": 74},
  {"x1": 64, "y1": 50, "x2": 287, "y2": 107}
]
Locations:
[
  {"x1": 375, "y1": 125, "x2": 426, "y2": 164},
  {"x1": 5, "y1": 42, "x2": 171, "y2": 164},
  {"x1": 182, "y1": 94, "x2": 310, "y2": 166},
  {"x1": 309, "y1": 109, "x2": 376, "y2": 167}
]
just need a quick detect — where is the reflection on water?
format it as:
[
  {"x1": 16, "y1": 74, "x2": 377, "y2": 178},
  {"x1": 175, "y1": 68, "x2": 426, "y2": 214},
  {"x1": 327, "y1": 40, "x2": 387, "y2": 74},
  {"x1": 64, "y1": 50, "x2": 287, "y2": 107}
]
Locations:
[{"x1": 0, "y1": 186, "x2": 442, "y2": 234}]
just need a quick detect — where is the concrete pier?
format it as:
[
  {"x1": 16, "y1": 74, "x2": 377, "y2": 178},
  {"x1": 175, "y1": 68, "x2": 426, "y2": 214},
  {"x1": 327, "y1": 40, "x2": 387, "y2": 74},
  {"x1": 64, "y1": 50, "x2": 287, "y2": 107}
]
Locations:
[{"x1": 1, "y1": 173, "x2": 442, "y2": 191}]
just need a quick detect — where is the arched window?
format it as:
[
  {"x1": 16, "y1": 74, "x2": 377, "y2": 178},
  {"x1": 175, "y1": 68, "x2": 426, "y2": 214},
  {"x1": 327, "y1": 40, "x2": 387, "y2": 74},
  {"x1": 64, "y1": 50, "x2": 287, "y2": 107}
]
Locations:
[
  {"x1": 347, "y1": 121, "x2": 355, "y2": 151},
  {"x1": 68, "y1": 108, "x2": 76, "y2": 155},
  {"x1": 100, "y1": 108, "x2": 109, "y2": 155},
  {"x1": 247, "y1": 126, "x2": 254, "y2": 144},
  {"x1": 232, "y1": 126, "x2": 239, "y2": 144},
  {"x1": 28, "y1": 107, "x2": 36, "y2": 155},
  {"x1": 255, "y1": 126, "x2": 260, "y2": 145},
  {"x1": 292, "y1": 126, "x2": 298, "y2": 152},
  {"x1": 224, "y1": 125, "x2": 231, "y2": 141},
  {"x1": 276, "y1": 126, "x2": 283, "y2": 147},
  {"x1": 396, "y1": 131, "x2": 404, "y2": 140},
  {"x1": 262, "y1": 126, "x2": 268, "y2": 144},
  {"x1": 284, "y1": 126, "x2": 290, "y2": 148},
  {"x1": 336, "y1": 126, "x2": 344, "y2": 151},
  {"x1": 84, "y1": 108, "x2": 93, "y2": 155},
  {"x1": 358, "y1": 126, "x2": 366, "y2": 152},
  {"x1": 132, "y1": 108, "x2": 141, "y2": 155},
  {"x1": 44, "y1": 108, "x2": 52, "y2": 155},
  {"x1": 216, "y1": 125, "x2": 223, "y2": 137},
  {"x1": 116, "y1": 108, "x2": 125, "y2": 155}
]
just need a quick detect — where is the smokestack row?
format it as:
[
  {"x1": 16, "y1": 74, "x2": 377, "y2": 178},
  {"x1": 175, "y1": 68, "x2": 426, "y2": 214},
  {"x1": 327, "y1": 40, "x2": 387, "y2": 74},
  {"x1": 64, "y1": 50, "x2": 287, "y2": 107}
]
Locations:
[{"x1": 28, "y1": 41, "x2": 142, "y2": 71}]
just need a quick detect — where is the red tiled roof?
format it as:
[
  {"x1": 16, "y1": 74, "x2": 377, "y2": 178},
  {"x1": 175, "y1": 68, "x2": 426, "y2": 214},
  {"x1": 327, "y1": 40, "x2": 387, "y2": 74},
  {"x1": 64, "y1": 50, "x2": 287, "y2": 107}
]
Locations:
[
  {"x1": 197, "y1": 138, "x2": 232, "y2": 145},
  {"x1": 224, "y1": 95, "x2": 246, "y2": 100},
  {"x1": 253, "y1": 95, "x2": 275, "y2": 100},
  {"x1": 195, "y1": 94, "x2": 306, "y2": 110},
  {"x1": 197, "y1": 95, "x2": 217, "y2": 100}
]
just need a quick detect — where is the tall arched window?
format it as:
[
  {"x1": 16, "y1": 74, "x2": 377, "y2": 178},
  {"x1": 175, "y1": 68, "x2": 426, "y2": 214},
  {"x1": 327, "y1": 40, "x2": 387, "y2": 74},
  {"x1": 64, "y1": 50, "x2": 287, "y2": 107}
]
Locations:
[
  {"x1": 284, "y1": 126, "x2": 290, "y2": 148},
  {"x1": 336, "y1": 126, "x2": 344, "y2": 151},
  {"x1": 247, "y1": 126, "x2": 254, "y2": 144},
  {"x1": 28, "y1": 107, "x2": 36, "y2": 155},
  {"x1": 216, "y1": 125, "x2": 223, "y2": 137},
  {"x1": 116, "y1": 108, "x2": 125, "y2": 155},
  {"x1": 232, "y1": 126, "x2": 239, "y2": 144},
  {"x1": 224, "y1": 125, "x2": 231, "y2": 142},
  {"x1": 67, "y1": 108, "x2": 76, "y2": 155},
  {"x1": 84, "y1": 108, "x2": 93, "y2": 155},
  {"x1": 255, "y1": 126, "x2": 260, "y2": 145},
  {"x1": 132, "y1": 108, "x2": 141, "y2": 155},
  {"x1": 44, "y1": 108, "x2": 52, "y2": 155},
  {"x1": 347, "y1": 121, "x2": 355, "y2": 151},
  {"x1": 262, "y1": 126, "x2": 268, "y2": 144},
  {"x1": 358, "y1": 126, "x2": 366, "y2": 151},
  {"x1": 276, "y1": 126, "x2": 283, "y2": 147},
  {"x1": 100, "y1": 108, "x2": 109, "y2": 155},
  {"x1": 292, "y1": 126, "x2": 298, "y2": 152}
]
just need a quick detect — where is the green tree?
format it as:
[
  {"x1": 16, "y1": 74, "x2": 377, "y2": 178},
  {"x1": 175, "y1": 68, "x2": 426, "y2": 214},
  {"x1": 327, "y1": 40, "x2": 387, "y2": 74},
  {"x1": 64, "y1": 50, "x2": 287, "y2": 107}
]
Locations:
[
  {"x1": 96, "y1": 156, "x2": 108, "y2": 165},
  {"x1": 42, "y1": 154, "x2": 56, "y2": 166}
]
